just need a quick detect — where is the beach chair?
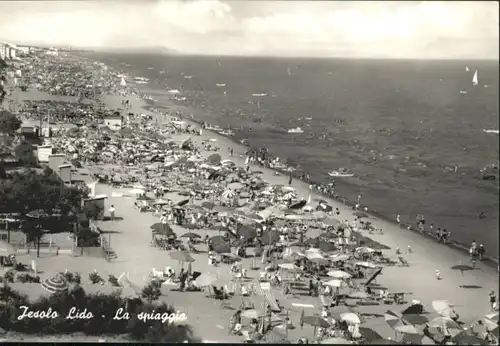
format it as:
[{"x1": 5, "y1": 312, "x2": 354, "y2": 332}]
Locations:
[{"x1": 398, "y1": 256, "x2": 410, "y2": 267}]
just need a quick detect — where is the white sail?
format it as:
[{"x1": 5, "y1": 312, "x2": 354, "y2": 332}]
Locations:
[
  {"x1": 287, "y1": 67, "x2": 291, "y2": 76},
  {"x1": 472, "y1": 70, "x2": 478, "y2": 85},
  {"x1": 465, "y1": 66, "x2": 469, "y2": 72},
  {"x1": 120, "y1": 77, "x2": 126, "y2": 87}
]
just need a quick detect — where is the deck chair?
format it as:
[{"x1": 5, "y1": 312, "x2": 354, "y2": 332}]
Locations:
[{"x1": 398, "y1": 256, "x2": 410, "y2": 267}]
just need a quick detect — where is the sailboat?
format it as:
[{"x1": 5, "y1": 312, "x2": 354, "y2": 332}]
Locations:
[
  {"x1": 472, "y1": 70, "x2": 478, "y2": 86},
  {"x1": 287, "y1": 67, "x2": 291, "y2": 76},
  {"x1": 120, "y1": 77, "x2": 126, "y2": 87},
  {"x1": 466, "y1": 66, "x2": 469, "y2": 72}
]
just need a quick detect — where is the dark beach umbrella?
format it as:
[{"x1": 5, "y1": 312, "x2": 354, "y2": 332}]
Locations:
[
  {"x1": 290, "y1": 200, "x2": 307, "y2": 209},
  {"x1": 201, "y1": 201, "x2": 215, "y2": 210},
  {"x1": 150, "y1": 223, "x2": 173, "y2": 233},
  {"x1": 453, "y1": 331, "x2": 485, "y2": 345},
  {"x1": 181, "y1": 224, "x2": 199, "y2": 230},
  {"x1": 358, "y1": 327, "x2": 383, "y2": 341},
  {"x1": 402, "y1": 304, "x2": 424, "y2": 315},
  {"x1": 290, "y1": 241, "x2": 308, "y2": 248},
  {"x1": 322, "y1": 218, "x2": 341, "y2": 227},
  {"x1": 451, "y1": 264, "x2": 474, "y2": 275},
  {"x1": 212, "y1": 243, "x2": 231, "y2": 254},
  {"x1": 302, "y1": 315, "x2": 331, "y2": 328},
  {"x1": 177, "y1": 199, "x2": 190, "y2": 206},
  {"x1": 41, "y1": 275, "x2": 68, "y2": 293},
  {"x1": 210, "y1": 235, "x2": 228, "y2": 245},
  {"x1": 317, "y1": 240, "x2": 336, "y2": 253},
  {"x1": 402, "y1": 314, "x2": 429, "y2": 325},
  {"x1": 206, "y1": 153, "x2": 222, "y2": 165},
  {"x1": 238, "y1": 225, "x2": 257, "y2": 239},
  {"x1": 180, "y1": 232, "x2": 201, "y2": 239},
  {"x1": 260, "y1": 229, "x2": 280, "y2": 245}
]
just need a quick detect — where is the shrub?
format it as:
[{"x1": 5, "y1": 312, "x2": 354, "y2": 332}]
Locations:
[
  {"x1": 141, "y1": 281, "x2": 161, "y2": 303},
  {"x1": 0, "y1": 284, "x2": 198, "y2": 342},
  {"x1": 89, "y1": 271, "x2": 103, "y2": 284},
  {"x1": 3, "y1": 271, "x2": 14, "y2": 283}
]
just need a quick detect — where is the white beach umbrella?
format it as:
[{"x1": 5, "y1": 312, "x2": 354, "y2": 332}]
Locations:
[
  {"x1": 222, "y1": 189, "x2": 235, "y2": 199},
  {"x1": 324, "y1": 279, "x2": 344, "y2": 288},
  {"x1": 327, "y1": 270, "x2": 352, "y2": 279},
  {"x1": 355, "y1": 261, "x2": 378, "y2": 269},
  {"x1": 340, "y1": 312, "x2": 361, "y2": 325},
  {"x1": 130, "y1": 188, "x2": 145, "y2": 195},
  {"x1": 282, "y1": 192, "x2": 296, "y2": 200}
]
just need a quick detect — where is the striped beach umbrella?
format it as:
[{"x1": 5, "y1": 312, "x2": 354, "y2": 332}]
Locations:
[{"x1": 41, "y1": 275, "x2": 68, "y2": 293}]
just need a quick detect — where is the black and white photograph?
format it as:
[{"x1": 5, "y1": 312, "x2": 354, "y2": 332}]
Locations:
[{"x1": 0, "y1": 0, "x2": 498, "y2": 343}]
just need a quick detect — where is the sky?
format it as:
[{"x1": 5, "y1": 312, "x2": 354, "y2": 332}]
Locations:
[{"x1": 0, "y1": 0, "x2": 498, "y2": 59}]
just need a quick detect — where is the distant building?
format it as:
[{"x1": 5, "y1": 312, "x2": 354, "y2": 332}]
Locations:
[
  {"x1": 36, "y1": 145, "x2": 53, "y2": 163},
  {"x1": 103, "y1": 116, "x2": 123, "y2": 130},
  {"x1": 0, "y1": 43, "x2": 6, "y2": 60},
  {"x1": 58, "y1": 164, "x2": 72, "y2": 184},
  {"x1": 48, "y1": 154, "x2": 65, "y2": 172}
]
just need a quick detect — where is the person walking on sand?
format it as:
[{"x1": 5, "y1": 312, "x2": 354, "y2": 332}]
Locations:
[
  {"x1": 357, "y1": 193, "x2": 362, "y2": 205},
  {"x1": 396, "y1": 214, "x2": 401, "y2": 226},
  {"x1": 489, "y1": 291, "x2": 497, "y2": 311},
  {"x1": 477, "y1": 244, "x2": 485, "y2": 261},
  {"x1": 229, "y1": 310, "x2": 242, "y2": 335},
  {"x1": 288, "y1": 174, "x2": 293, "y2": 185},
  {"x1": 108, "y1": 205, "x2": 116, "y2": 221},
  {"x1": 435, "y1": 270, "x2": 442, "y2": 280}
]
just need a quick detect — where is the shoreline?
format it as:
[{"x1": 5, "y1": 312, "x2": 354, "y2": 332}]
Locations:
[{"x1": 136, "y1": 88, "x2": 499, "y2": 266}]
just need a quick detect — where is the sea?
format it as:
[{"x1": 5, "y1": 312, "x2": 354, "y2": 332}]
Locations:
[{"x1": 87, "y1": 53, "x2": 500, "y2": 258}]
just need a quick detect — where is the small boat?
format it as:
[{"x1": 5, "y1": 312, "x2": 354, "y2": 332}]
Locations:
[
  {"x1": 216, "y1": 84, "x2": 226, "y2": 87},
  {"x1": 288, "y1": 127, "x2": 304, "y2": 134},
  {"x1": 148, "y1": 67, "x2": 154, "y2": 70},
  {"x1": 252, "y1": 93, "x2": 267, "y2": 97},
  {"x1": 483, "y1": 129, "x2": 499, "y2": 134},
  {"x1": 167, "y1": 89, "x2": 181, "y2": 94},
  {"x1": 184, "y1": 76, "x2": 193, "y2": 79},
  {"x1": 472, "y1": 70, "x2": 479, "y2": 86},
  {"x1": 328, "y1": 169, "x2": 354, "y2": 178},
  {"x1": 219, "y1": 130, "x2": 235, "y2": 136},
  {"x1": 466, "y1": 66, "x2": 469, "y2": 72},
  {"x1": 134, "y1": 76, "x2": 149, "y2": 81},
  {"x1": 459, "y1": 90, "x2": 468, "y2": 94},
  {"x1": 135, "y1": 80, "x2": 148, "y2": 84},
  {"x1": 287, "y1": 67, "x2": 291, "y2": 76}
]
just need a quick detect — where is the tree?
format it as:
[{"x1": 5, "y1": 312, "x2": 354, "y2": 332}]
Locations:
[
  {"x1": 0, "y1": 161, "x2": 6, "y2": 179},
  {"x1": 141, "y1": 282, "x2": 161, "y2": 303},
  {"x1": 0, "y1": 111, "x2": 22, "y2": 135},
  {"x1": 14, "y1": 141, "x2": 37, "y2": 167},
  {"x1": 83, "y1": 202, "x2": 103, "y2": 221}
]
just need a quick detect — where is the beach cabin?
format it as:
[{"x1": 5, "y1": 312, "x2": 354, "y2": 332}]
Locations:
[
  {"x1": 48, "y1": 154, "x2": 65, "y2": 172},
  {"x1": 58, "y1": 164, "x2": 72, "y2": 184},
  {"x1": 171, "y1": 120, "x2": 188, "y2": 130},
  {"x1": 19, "y1": 125, "x2": 40, "y2": 138},
  {"x1": 36, "y1": 145, "x2": 53, "y2": 163},
  {"x1": 83, "y1": 195, "x2": 107, "y2": 220},
  {"x1": 86, "y1": 181, "x2": 97, "y2": 198},
  {"x1": 103, "y1": 116, "x2": 123, "y2": 130}
]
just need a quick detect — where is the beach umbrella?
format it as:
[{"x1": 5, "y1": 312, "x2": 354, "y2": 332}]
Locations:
[
  {"x1": 222, "y1": 189, "x2": 236, "y2": 199},
  {"x1": 320, "y1": 337, "x2": 351, "y2": 344},
  {"x1": 309, "y1": 257, "x2": 329, "y2": 265},
  {"x1": 321, "y1": 232, "x2": 340, "y2": 239},
  {"x1": 201, "y1": 201, "x2": 215, "y2": 210},
  {"x1": 212, "y1": 243, "x2": 231, "y2": 254},
  {"x1": 340, "y1": 312, "x2": 361, "y2": 325},
  {"x1": 206, "y1": 153, "x2": 221, "y2": 165},
  {"x1": 41, "y1": 275, "x2": 68, "y2": 293},
  {"x1": 0, "y1": 240, "x2": 16, "y2": 256},
  {"x1": 169, "y1": 251, "x2": 195, "y2": 263},
  {"x1": 318, "y1": 240, "x2": 337, "y2": 253},
  {"x1": 302, "y1": 315, "x2": 331, "y2": 328},
  {"x1": 402, "y1": 303, "x2": 424, "y2": 315},
  {"x1": 427, "y1": 317, "x2": 461, "y2": 330},
  {"x1": 195, "y1": 272, "x2": 219, "y2": 287},
  {"x1": 355, "y1": 261, "x2": 378, "y2": 269},
  {"x1": 221, "y1": 159, "x2": 234, "y2": 165},
  {"x1": 129, "y1": 188, "x2": 145, "y2": 195},
  {"x1": 210, "y1": 235, "x2": 228, "y2": 244},
  {"x1": 485, "y1": 312, "x2": 499, "y2": 331},
  {"x1": 278, "y1": 263, "x2": 302, "y2": 272},
  {"x1": 394, "y1": 324, "x2": 422, "y2": 335},
  {"x1": 402, "y1": 314, "x2": 428, "y2": 325},
  {"x1": 450, "y1": 264, "x2": 474, "y2": 275},
  {"x1": 322, "y1": 218, "x2": 341, "y2": 226},
  {"x1": 385, "y1": 310, "x2": 406, "y2": 329},
  {"x1": 402, "y1": 334, "x2": 436, "y2": 345},
  {"x1": 244, "y1": 213, "x2": 264, "y2": 221},
  {"x1": 282, "y1": 192, "x2": 296, "y2": 200},
  {"x1": 290, "y1": 241, "x2": 308, "y2": 248},
  {"x1": 237, "y1": 225, "x2": 257, "y2": 239},
  {"x1": 356, "y1": 246, "x2": 375, "y2": 254},
  {"x1": 227, "y1": 182, "x2": 244, "y2": 190},
  {"x1": 452, "y1": 331, "x2": 484, "y2": 345},
  {"x1": 289, "y1": 200, "x2": 307, "y2": 209},
  {"x1": 150, "y1": 223, "x2": 173, "y2": 233},
  {"x1": 327, "y1": 270, "x2": 351, "y2": 279},
  {"x1": 330, "y1": 254, "x2": 351, "y2": 262},
  {"x1": 177, "y1": 199, "x2": 190, "y2": 206},
  {"x1": 358, "y1": 327, "x2": 383, "y2": 342},
  {"x1": 348, "y1": 291, "x2": 370, "y2": 299},
  {"x1": 325, "y1": 279, "x2": 344, "y2": 288},
  {"x1": 153, "y1": 199, "x2": 169, "y2": 206},
  {"x1": 260, "y1": 229, "x2": 280, "y2": 245},
  {"x1": 180, "y1": 232, "x2": 201, "y2": 239},
  {"x1": 431, "y1": 300, "x2": 457, "y2": 319}
]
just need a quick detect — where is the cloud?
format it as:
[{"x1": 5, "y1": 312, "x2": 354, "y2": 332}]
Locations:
[{"x1": 0, "y1": 0, "x2": 497, "y2": 59}]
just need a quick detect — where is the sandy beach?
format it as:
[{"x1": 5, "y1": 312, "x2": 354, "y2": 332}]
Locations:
[{"x1": 1, "y1": 51, "x2": 498, "y2": 344}]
